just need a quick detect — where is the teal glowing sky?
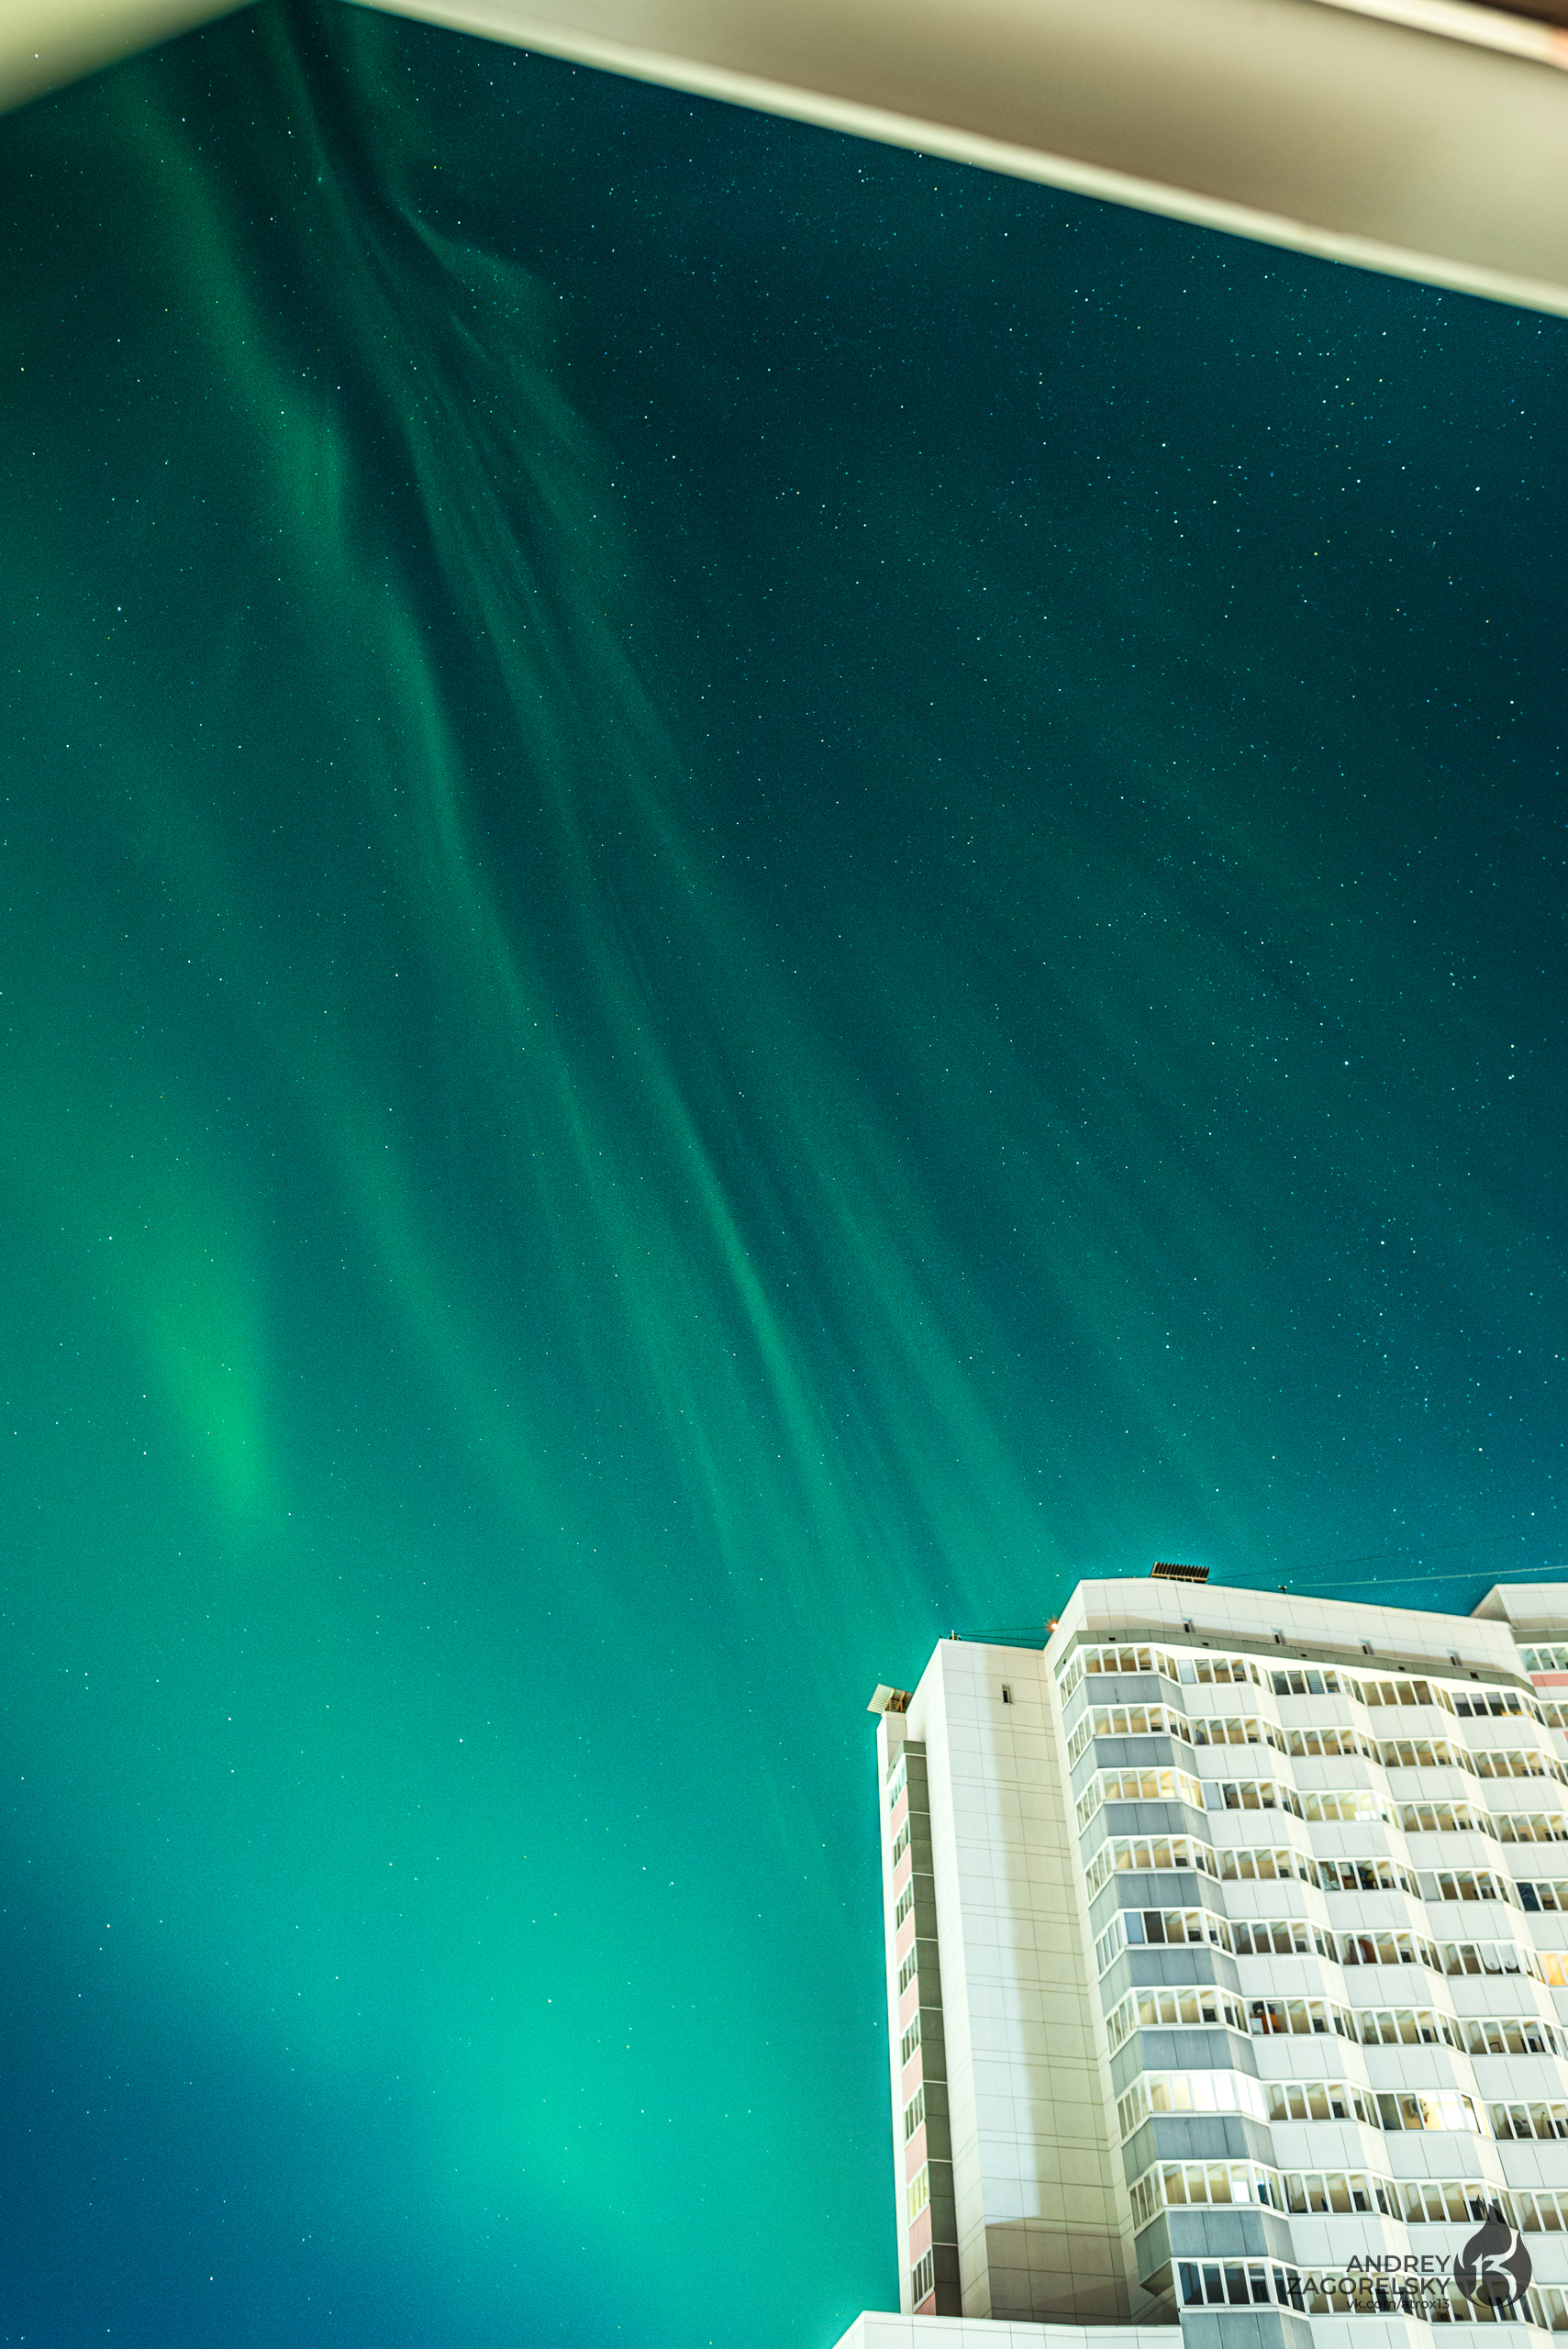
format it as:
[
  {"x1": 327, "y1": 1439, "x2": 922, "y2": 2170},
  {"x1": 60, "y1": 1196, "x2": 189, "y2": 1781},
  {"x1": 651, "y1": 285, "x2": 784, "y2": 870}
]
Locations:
[{"x1": 3, "y1": 3, "x2": 1567, "y2": 2340}]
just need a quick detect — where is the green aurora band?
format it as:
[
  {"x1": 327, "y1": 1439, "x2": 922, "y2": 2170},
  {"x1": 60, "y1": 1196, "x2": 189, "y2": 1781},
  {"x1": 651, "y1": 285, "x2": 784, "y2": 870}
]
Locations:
[{"x1": 2, "y1": 4, "x2": 1567, "y2": 2342}]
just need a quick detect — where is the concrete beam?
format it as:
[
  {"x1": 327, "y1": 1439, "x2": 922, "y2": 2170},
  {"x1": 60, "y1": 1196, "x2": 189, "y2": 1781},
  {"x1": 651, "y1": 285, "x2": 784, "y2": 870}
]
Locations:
[
  {"x1": 7, "y1": 0, "x2": 1568, "y2": 317},
  {"x1": 357, "y1": 0, "x2": 1568, "y2": 313}
]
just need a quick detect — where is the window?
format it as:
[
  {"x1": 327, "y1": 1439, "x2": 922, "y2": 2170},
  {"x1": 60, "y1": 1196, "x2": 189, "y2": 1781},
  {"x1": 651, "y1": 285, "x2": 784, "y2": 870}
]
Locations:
[
  {"x1": 1082, "y1": 1838, "x2": 1112, "y2": 1897},
  {"x1": 1220, "y1": 1842, "x2": 1318, "y2": 1885},
  {"x1": 895, "y1": 1879, "x2": 916, "y2": 1928},
  {"x1": 1463, "y1": 2015, "x2": 1559, "y2": 2055},
  {"x1": 1123, "y1": 1906, "x2": 1231, "y2": 1952},
  {"x1": 1494, "y1": 1809, "x2": 1568, "y2": 1843},
  {"x1": 903, "y1": 2085, "x2": 924, "y2": 2139},
  {"x1": 1398, "y1": 1798, "x2": 1496, "y2": 1836},
  {"x1": 1376, "y1": 1733, "x2": 1469, "y2": 1770},
  {"x1": 1358, "y1": 2006, "x2": 1457, "y2": 2048},
  {"x1": 1419, "y1": 1865, "x2": 1517, "y2": 1906},
  {"x1": 1105, "y1": 1984, "x2": 1246, "y2": 2045},
  {"x1": 1470, "y1": 1745, "x2": 1562, "y2": 1781},
  {"x1": 897, "y1": 1944, "x2": 919, "y2": 1997},
  {"x1": 1265, "y1": 2077, "x2": 1376, "y2": 2125},
  {"x1": 1162, "y1": 2158, "x2": 1281, "y2": 2209},
  {"x1": 1300, "y1": 1786, "x2": 1387, "y2": 1823},
  {"x1": 1073, "y1": 1702, "x2": 1193, "y2": 1765},
  {"x1": 1289, "y1": 2274, "x2": 1511, "y2": 2321},
  {"x1": 1318, "y1": 1854, "x2": 1415, "y2": 1893},
  {"x1": 1081, "y1": 1642, "x2": 1184, "y2": 1683},
  {"x1": 1522, "y1": 1880, "x2": 1568, "y2": 1911},
  {"x1": 1248, "y1": 1996, "x2": 1356, "y2": 2040},
  {"x1": 1455, "y1": 1682, "x2": 1533, "y2": 1714},
  {"x1": 1231, "y1": 1917, "x2": 1330, "y2": 1958},
  {"x1": 1077, "y1": 1765, "x2": 1206, "y2": 1831},
  {"x1": 1191, "y1": 1715, "x2": 1280, "y2": 1750},
  {"x1": 1128, "y1": 2165, "x2": 1162, "y2": 2231},
  {"x1": 1523, "y1": 1647, "x2": 1568, "y2": 1674},
  {"x1": 1000, "y1": 1684, "x2": 1012, "y2": 1704},
  {"x1": 1491, "y1": 2101, "x2": 1568, "y2": 2142},
  {"x1": 906, "y1": 2165, "x2": 929, "y2": 2222},
  {"x1": 910, "y1": 2251, "x2": 935, "y2": 2308},
  {"x1": 1444, "y1": 1939, "x2": 1541, "y2": 1979},
  {"x1": 891, "y1": 1820, "x2": 910, "y2": 1865},
  {"x1": 1286, "y1": 1724, "x2": 1372, "y2": 1759},
  {"x1": 1377, "y1": 2088, "x2": 1486, "y2": 2134},
  {"x1": 1129, "y1": 2159, "x2": 1284, "y2": 2230},
  {"x1": 1360, "y1": 1675, "x2": 1441, "y2": 1709},
  {"x1": 1339, "y1": 1926, "x2": 1442, "y2": 1971},
  {"x1": 1117, "y1": 2070, "x2": 1269, "y2": 2139},
  {"x1": 887, "y1": 1755, "x2": 906, "y2": 1809},
  {"x1": 1397, "y1": 2178, "x2": 1494, "y2": 2224},
  {"x1": 1084, "y1": 1831, "x2": 1218, "y2": 1896},
  {"x1": 1512, "y1": 2188, "x2": 1568, "y2": 2232},
  {"x1": 1270, "y1": 1665, "x2": 1340, "y2": 1697},
  {"x1": 1209, "y1": 1776, "x2": 1303, "y2": 1816},
  {"x1": 1282, "y1": 2169, "x2": 1393, "y2": 2217},
  {"x1": 1178, "y1": 1653, "x2": 1262, "y2": 1687},
  {"x1": 1177, "y1": 2261, "x2": 1298, "y2": 2311},
  {"x1": 900, "y1": 2012, "x2": 920, "y2": 2067}
]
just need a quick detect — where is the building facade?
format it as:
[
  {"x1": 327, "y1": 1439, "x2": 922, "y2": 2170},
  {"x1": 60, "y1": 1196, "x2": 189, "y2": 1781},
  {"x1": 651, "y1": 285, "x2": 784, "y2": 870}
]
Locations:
[{"x1": 865, "y1": 1577, "x2": 1568, "y2": 2349}]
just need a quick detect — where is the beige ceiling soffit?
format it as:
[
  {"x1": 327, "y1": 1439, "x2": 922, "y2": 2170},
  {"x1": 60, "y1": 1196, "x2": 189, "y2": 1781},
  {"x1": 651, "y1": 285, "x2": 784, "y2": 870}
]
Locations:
[
  {"x1": 0, "y1": 0, "x2": 249, "y2": 114},
  {"x1": 7, "y1": 0, "x2": 1565, "y2": 315},
  {"x1": 1315, "y1": 0, "x2": 1567, "y2": 67},
  {"x1": 356, "y1": 0, "x2": 1568, "y2": 315}
]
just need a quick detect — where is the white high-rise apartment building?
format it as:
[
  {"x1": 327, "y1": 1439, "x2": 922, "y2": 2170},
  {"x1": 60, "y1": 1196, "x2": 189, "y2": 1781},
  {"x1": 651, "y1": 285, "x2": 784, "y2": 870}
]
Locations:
[{"x1": 846, "y1": 1575, "x2": 1568, "y2": 2349}]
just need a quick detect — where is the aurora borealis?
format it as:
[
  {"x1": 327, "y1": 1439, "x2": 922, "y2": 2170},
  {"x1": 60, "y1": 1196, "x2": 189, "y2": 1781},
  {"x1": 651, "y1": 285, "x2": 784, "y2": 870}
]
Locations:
[{"x1": 3, "y1": 2, "x2": 1567, "y2": 2340}]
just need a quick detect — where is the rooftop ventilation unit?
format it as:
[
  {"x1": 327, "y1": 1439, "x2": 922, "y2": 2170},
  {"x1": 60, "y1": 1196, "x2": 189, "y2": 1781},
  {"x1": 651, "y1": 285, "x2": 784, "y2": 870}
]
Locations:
[
  {"x1": 1151, "y1": 1561, "x2": 1209, "y2": 1584},
  {"x1": 867, "y1": 1686, "x2": 912, "y2": 1714}
]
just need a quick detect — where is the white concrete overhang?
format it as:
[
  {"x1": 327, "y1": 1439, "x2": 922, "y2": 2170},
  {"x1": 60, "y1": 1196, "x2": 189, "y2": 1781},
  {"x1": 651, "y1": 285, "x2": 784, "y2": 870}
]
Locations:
[{"x1": 6, "y1": 0, "x2": 1568, "y2": 312}]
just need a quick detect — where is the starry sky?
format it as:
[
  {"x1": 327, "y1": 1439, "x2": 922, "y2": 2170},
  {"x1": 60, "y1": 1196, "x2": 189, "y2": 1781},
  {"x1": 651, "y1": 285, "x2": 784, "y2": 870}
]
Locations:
[{"x1": 2, "y1": 3, "x2": 1567, "y2": 2342}]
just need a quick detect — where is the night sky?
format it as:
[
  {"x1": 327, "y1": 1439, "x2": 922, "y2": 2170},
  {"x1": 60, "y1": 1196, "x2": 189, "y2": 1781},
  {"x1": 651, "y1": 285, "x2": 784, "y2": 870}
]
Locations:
[{"x1": 3, "y1": 3, "x2": 1566, "y2": 2342}]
